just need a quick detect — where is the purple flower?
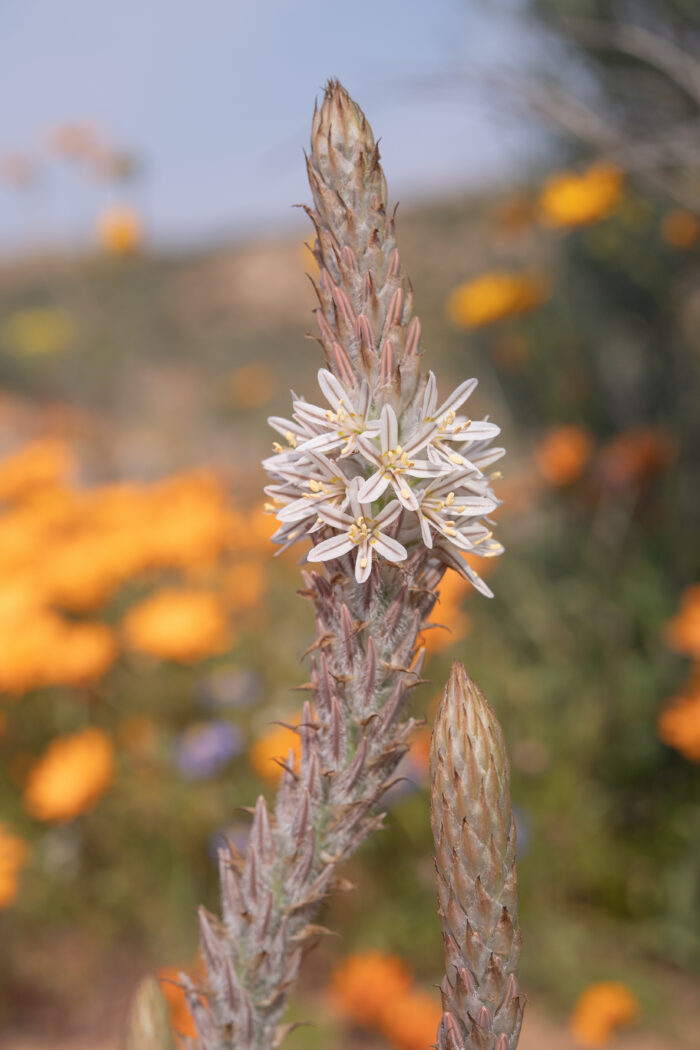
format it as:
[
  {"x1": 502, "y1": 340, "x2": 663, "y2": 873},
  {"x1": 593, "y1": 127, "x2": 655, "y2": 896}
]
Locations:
[{"x1": 175, "y1": 721, "x2": 243, "y2": 780}]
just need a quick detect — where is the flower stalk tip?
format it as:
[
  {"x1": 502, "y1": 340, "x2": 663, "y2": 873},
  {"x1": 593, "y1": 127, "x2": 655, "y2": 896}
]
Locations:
[{"x1": 431, "y1": 664, "x2": 524, "y2": 1050}]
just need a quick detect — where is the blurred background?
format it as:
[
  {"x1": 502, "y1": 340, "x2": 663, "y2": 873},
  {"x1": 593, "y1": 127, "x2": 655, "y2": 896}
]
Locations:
[{"x1": 1, "y1": 1, "x2": 699, "y2": 1048}]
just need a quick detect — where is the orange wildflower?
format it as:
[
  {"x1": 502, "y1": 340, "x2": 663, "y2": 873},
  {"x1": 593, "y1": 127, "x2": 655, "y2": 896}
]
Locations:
[
  {"x1": 157, "y1": 966, "x2": 197, "y2": 1038},
  {"x1": 447, "y1": 271, "x2": 548, "y2": 328},
  {"x1": 329, "y1": 951, "x2": 413, "y2": 1028},
  {"x1": 43, "y1": 535, "x2": 126, "y2": 611},
  {"x1": 658, "y1": 685, "x2": 700, "y2": 761},
  {"x1": 534, "y1": 425, "x2": 593, "y2": 486},
  {"x1": 225, "y1": 561, "x2": 266, "y2": 612},
  {"x1": 379, "y1": 989, "x2": 443, "y2": 1050},
  {"x1": 229, "y1": 363, "x2": 278, "y2": 408},
  {"x1": 539, "y1": 163, "x2": 624, "y2": 228},
  {"x1": 148, "y1": 472, "x2": 233, "y2": 571},
  {"x1": 48, "y1": 622, "x2": 118, "y2": 687},
  {"x1": 665, "y1": 585, "x2": 700, "y2": 660},
  {"x1": 249, "y1": 717, "x2": 302, "y2": 784},
  {"x1": 596, "y1": 427, "x2": 675, "y2": 489},
  {"x1": 0, "y1": 438, "x2": 74, "y2": 504},
  {"x1": 0, "y1": 824, "x2": 29, "y2": 909},
  {"x1": 419, "y1": 569, "x2": 472, "y2": 654},
  {"x1": 569, "y1": 981, "x2": 639, "y2": 1047},
  {"x1": 24, "y1": 727, "x2": 114, "y2": 823},
  {"x1": 123, "y1": 588, "x2": 230, "y2": 664},
  {"x1": 660, "y1": 209, "x2": 699, "y2": 249},
  {"x1": 96, "y1": 204, "x2": 143, "y2": 255}
]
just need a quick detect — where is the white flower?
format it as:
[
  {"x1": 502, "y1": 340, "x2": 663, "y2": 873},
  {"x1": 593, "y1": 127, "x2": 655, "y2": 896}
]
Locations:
[
  {"x1": 415, "y1": 471, "x2": 500, "y2": 550},
  {"x1": 293, "y1": 369, "x2": 378, "y2": 455},
  {"x1": 418, "y1": 373, "x2": 501, "y2": 470},
  {"x1": 355, "y1": 404, "x2": 447, "y2": 510},
  {"x1": 307, "y1": 479, "x2": 407, "y2": 583}
]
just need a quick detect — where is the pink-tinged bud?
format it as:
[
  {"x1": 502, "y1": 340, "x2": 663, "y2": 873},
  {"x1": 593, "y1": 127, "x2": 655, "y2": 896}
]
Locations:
[
  {"x1": 386, "y1": 247, "x2": 401, "y2": 280},
  {"x1": 380, "y1": 339, "x2": 396, "y2": 386},
  {"x1": 331, "y1": 341, "x2": 356, "y2": 388},
  {"x1": 331, "y1": 284, "x2": 356, "y2": 328},
  {"x1": 385, "y1": 286, "x2": 404, "y2": 328},
  {"x1": 404, "y1": 315, "x2": 422, "y2": 358}
]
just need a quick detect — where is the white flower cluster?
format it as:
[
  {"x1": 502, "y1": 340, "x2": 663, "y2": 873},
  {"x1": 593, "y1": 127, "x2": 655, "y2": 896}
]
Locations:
[{"x1": 263, "y1": 370, "x2": 504, "y2": 592}]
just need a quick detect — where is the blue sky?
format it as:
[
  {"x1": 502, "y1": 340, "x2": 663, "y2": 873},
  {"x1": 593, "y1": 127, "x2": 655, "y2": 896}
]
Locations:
[{"x1": 0, "y1": 0, "x2": 547, "y2": 252}]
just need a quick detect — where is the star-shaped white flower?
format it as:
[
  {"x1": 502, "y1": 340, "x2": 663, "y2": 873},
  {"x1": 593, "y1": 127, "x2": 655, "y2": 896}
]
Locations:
[
  {"x1": 307, "y1": 479, "x2": 407, "y2": 582},
  {"x1": 293, "y1": 369, "x2": 379, "y2": 456},
  {"x1": 415, "y1": 470, "x2": 500, "y2": 550},
  {"x1": 418, "y1": 373, "x2": 501, "y2": 470},
  {"x1": 355, "y1": 404, "x2": 447, "y2": 510}
]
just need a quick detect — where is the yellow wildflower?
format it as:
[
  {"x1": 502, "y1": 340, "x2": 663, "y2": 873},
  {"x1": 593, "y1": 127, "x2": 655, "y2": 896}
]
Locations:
[
  {"x1": 447, "y1": 271, "x2": 548, "y2": 328},
  {"x1": 1, "y1": 307, "x2": 74, "y2": 357},
  {"x1": 539, "y1": 163, "x2": 624, "y2": 228}
]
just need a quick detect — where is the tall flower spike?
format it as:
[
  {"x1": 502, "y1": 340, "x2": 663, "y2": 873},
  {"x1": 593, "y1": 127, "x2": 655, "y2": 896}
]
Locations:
[
  {"x1": 431, "y1": 664, "x2": 524, "y2": 1050},
  {"x1": 191, "y1": 81, "x2": 505, "y2": 1050}
]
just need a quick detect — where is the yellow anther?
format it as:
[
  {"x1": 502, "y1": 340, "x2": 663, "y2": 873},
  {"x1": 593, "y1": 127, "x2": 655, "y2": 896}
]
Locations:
[
  {"x1": 443, "y1": 526, "x2": 457, "y2": 536},
  {"x1": 285, "y1": 431, "x2": 297, "y2": 448},
  {"x1": 400, "y1": 487, "x2": 411, "y2": 499},
  {"x1": 308, "y1": 480, "x2": 321, "y2": 492},
  {"x1": 491, "y1": 471, "x2": 502, "y2": 481},
  {"x1": 450, "y1": 454, "x2": 462, "y2": 464},
  {"x1": 272, "y1": 442, "x2": 283, "y2": 453},
  {"x1": 446, "y1": 491, "x2": 455, "y2": 506},
  {"x1": 360, "y1": 557, "x2": 368, "y2": 568}
]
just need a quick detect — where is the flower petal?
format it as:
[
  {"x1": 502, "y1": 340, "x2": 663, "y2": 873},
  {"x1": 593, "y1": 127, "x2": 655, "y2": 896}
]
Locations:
[
  {"x1": 357, "y1": 470, "x2": 390, "y2": 504},
  {"x1": 308, "y1": 535, "x2": 354, "y2": 562}
]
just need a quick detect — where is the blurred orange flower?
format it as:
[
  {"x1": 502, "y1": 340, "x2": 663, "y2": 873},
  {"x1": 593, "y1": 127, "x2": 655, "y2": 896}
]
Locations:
[
  {"x1": 419, "y1": 569, "x2": 472, "y2": 654},
  {"x1": 123, "y1": 588, "x2": 230, "y2": 664},
  {"x1": 657, "y1": 683, "x2": 700, "y2": 761},
  {"x1": 24, "y1": 727, "x2": 114, "y2": 823},
  {"x1": 148, "y1": 472, "x2": 233, "y2": 571},
  {"x1": 49, "y1": 622, "x2": 118, "y2": 687},
  {"x1": 379, "y1": 989, "x2": 443, "y2": 1050},
  {"x1": 0, "y1": 824, "x2": 29, "y2": 909},
  {"x1": 596, "y1": 427, "x2": 675, "y2": 489},
  {"x1": 329, "y1": 951, "x2": 413, "y2": 1028},
  {"x1": 665, "y1": 585, "x2": 700, "y2": 660},
  {"x1": 660, "y1": 209, "x2": 699, "y2": 250},
  {"x1": 229, "y1": 363, "x2": 278, "y2": 409},
  {"x1": 534, "y1": 425, "x2": 593, "y2": 486},
  {"x1": 96, "y1": 205, "x2": 143, "y2": 255},
  {"x1": 249, "y1": 717, "x2": 302, "y2": 784},
  {"x1": 225, "y1": 560, "x2": 266, "y2": 612},
  {"x1": 569, "y1": 981, "x2": 639, "y2": 1047},
  {"x1": 157, "y1": 966, "x2": 197, "y2": 1038},
  {"x1": 447, "y1": 271, "x2": 548, "y2": 328},
  {"x1": 0, "y1": 438, "x2": 75, "y2": 504},
  {"x1": 539, "y1": 163, "x2": 624, "y2": 228}
]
